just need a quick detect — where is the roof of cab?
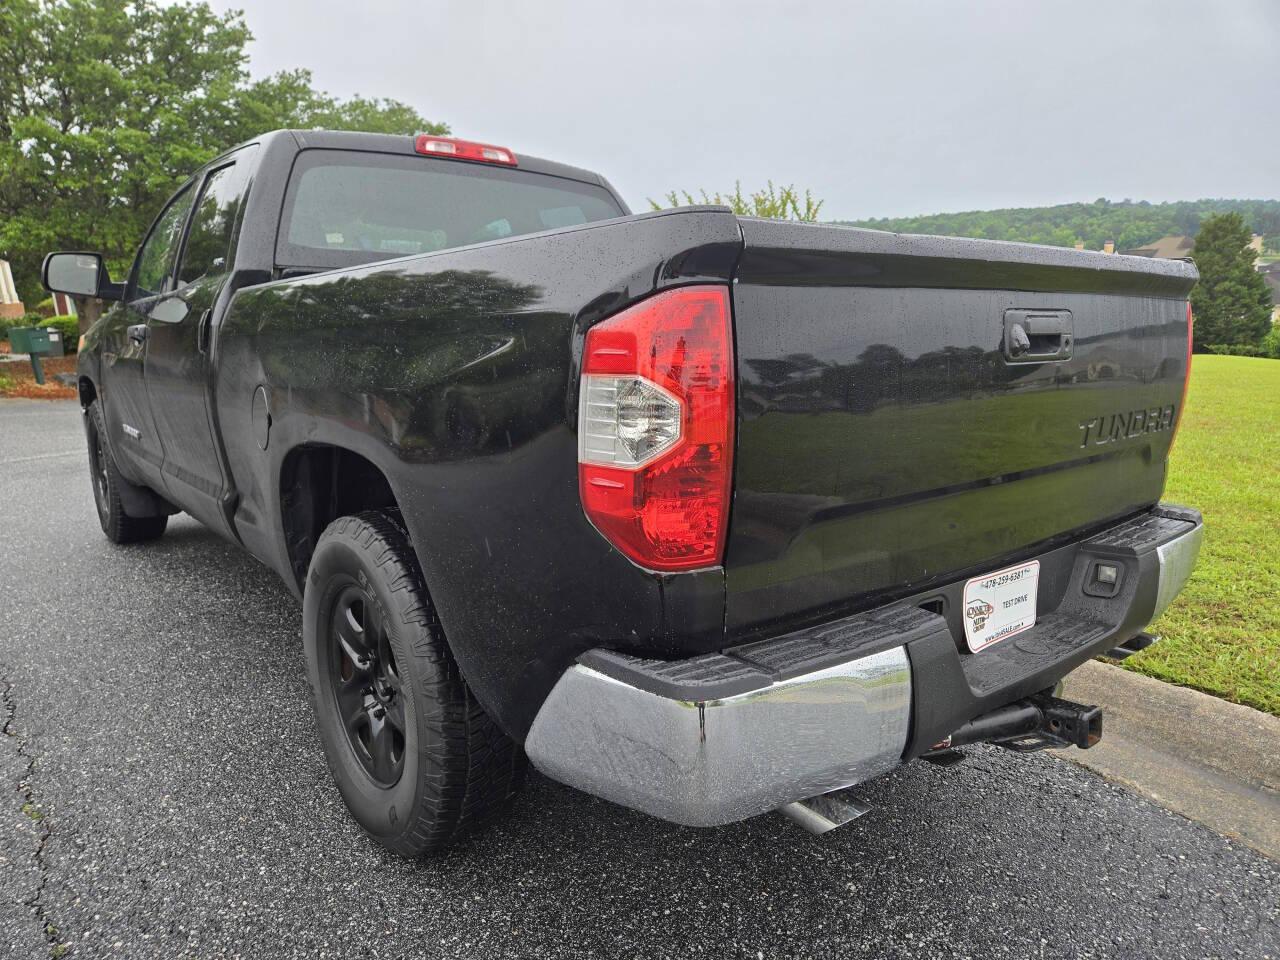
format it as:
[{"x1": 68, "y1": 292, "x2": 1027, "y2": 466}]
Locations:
[{"x1": 276, "y1": 129, "x2": 614, "y2": 191}]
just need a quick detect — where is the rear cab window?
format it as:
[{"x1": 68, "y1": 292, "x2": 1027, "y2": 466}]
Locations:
[{"x1": 275, "y1": 149, "x2": 625, "y2": 273}]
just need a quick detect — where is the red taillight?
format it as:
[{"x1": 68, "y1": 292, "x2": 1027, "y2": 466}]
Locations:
[
  {"x1": 577, "y1": 286, "x2": 735, "y2": 572},
  {"x1": 1169, "y1": 301, "x2": 1193, "y2": 456},
  {"x1": 413, "y1": 135, "x2": 517, "y2": 166}
]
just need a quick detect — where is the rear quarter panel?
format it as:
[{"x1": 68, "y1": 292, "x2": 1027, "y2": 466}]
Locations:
[{"x1": 214, "y1": 209, "x2": 743, "y2": 738}]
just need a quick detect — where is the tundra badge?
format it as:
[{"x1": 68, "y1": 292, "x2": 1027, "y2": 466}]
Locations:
[{"x1": 1078, "y1": 404, "x2": 1176, "y2": 448}]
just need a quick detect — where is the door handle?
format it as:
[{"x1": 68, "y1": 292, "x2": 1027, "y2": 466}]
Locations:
[
  {"x1": 1003, "y1": 309, "x2": 1073, "y2": 363},
  {"x1": 197, "y1": 309, "x2": 213, "y2": 354},
  {"x1": 127, "y1": 323, "x2": 149, "y2": 344}
]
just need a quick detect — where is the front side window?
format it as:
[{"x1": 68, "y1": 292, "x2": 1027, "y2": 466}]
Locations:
[
  {"x1": 134, "y1": 184, "x2": 195, "y2": 298},
  {"x1": 276, "y1": 149, "x2": 624, "y2": 272},
  {"x1": 177, "y1": 161, "x2": 247, "y2": 287}
]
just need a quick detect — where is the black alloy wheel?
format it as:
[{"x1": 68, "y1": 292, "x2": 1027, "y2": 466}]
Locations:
[
  {"x1": 327, "y1": 584, "x2": 406, "y2": 787},
  {"x1": 302, "y1": 511, "x2": 526, "y2": 855}
]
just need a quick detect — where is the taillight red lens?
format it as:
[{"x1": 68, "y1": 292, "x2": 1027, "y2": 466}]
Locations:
[
  {"x1": 413, "y1": 135, "x2": 517, "y2": 166},
  {"x1": 1169, "y1": 301, "x2": 1194, "y2": 456},
  {"x1": 578, "y1": 286, "x2": 735, "y2": 571}
]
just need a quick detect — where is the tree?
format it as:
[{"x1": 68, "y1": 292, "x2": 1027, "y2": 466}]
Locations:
[
  {"x1": 0, "y1": 0, "x2": 446, "y2": 310},
  {"x1": 650, "y1": 181, "x2": 824, "y2": 221},
  {"x1": 1189, "y1": 213, "x2": 1274, "y2": 351}
]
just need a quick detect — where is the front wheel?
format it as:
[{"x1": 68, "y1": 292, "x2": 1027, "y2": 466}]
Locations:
[
  {"x1": 85, "y1": 401, "x2": 167, "y2": 543},
  {"x1": 302, "y1": 511, "x2": 525, "y2": 855}
]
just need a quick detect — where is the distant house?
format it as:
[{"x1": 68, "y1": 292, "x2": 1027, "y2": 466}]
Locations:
[
  {"x1": 1124, "y1": 234, "x2": 1278, "y2": 323},
  {"x1": 1258, "y1": 261, "x2": 1280, "y2": 322},
  {"x1": 1121, "y1": 235, "x2": 1194, "y2": 259},
  {"x1": 1121, "y1": 233, "x2": 1264, "y2": 260},
  {"x1": 50, "y1": 291, "x2": 77, "y2": 316},
  {"x1": 0, "y1": 258, "x2": 24, "y2": 320}
]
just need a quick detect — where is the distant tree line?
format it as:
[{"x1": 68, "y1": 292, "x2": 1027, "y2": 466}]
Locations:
[{"x1": 839, "y1": 198, "x2": 1280, "y2": 253}]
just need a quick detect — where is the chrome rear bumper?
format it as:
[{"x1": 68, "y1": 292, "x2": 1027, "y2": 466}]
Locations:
[
  {"x1": 525, "y1": 647, "x2": 911, "y2": 827},
  {"x1": 526, "y1": 504, "x2": 1203, "y2": 828},
  {"x1": 1151, "y1": 519, "x2": 1204, "y2": 622}
]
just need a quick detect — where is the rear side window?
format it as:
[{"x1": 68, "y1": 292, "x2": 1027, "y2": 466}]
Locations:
[
  {"x1": 177, "y1": 152, "x2": 253, "y2": 287},
  {"x1": 276, "y1": 149, "x2": 624, "y2": 271}
]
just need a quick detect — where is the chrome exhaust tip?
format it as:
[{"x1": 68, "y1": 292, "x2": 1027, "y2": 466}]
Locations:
[{"x1": 778, "y1": 792, "x2": 872, "y2": 835}]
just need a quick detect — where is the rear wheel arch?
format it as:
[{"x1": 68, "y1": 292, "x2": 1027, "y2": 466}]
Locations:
[{"x1": 278, "y1": 443, "x2": 402, "y2": 591}]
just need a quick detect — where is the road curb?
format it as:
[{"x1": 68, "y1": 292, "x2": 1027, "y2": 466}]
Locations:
[{"x1": 1061, "y1": 660, "x2": 1280, "y2": 860}]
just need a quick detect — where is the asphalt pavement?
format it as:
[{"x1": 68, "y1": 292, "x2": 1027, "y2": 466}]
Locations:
[{"x1": 1, "y1": 399, "x2": 1276, "y2": 960}]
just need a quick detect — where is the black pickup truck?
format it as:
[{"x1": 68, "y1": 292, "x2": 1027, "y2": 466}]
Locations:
[{"x1": 44, "y1": 130, "x2": 1203, "y2": 852}]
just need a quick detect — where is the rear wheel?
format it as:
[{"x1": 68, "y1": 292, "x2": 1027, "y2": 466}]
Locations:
[
  {"x1": 303, "y1": 511, "x2": 525, "y2": 855},
  {"x1": 85, "y1": 401, "x2": 167, "y2": 543}
]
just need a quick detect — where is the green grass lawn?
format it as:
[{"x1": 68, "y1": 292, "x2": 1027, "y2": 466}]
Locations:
[{"x1": 1131, "y1": 355, "x2": 1280, "y2": 715}]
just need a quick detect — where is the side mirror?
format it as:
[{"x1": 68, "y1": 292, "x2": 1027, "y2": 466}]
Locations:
[{"x1": 41, "y1": 252, "x2": 125, "y2": 302}]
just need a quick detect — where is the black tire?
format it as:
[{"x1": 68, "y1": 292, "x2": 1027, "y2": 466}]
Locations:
[
  {"x1": 303, "y1": 511, "x2": 525, "y2": 855},
  {"x1": 85, "y1": 401, "x2": 168, "y2": 544}
]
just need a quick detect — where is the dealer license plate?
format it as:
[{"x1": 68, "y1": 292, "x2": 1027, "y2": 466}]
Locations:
[{"x1": 962, "y1": 560, "x2": 1039, "y2": 653}]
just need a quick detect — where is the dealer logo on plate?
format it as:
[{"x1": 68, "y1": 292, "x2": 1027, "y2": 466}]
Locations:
[{"x1": 962, "y1": 559, "x2": 1040, "y2": 653}]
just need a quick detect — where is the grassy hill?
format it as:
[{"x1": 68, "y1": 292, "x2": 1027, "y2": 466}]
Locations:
[{"x1": 837, "y1": 198, "x2": 1280, "y2": 252}]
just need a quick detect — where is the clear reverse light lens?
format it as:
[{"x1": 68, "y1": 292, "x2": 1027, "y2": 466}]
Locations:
[{"x1": 579, "y1": 375, "x2": 682, "y2": 468}]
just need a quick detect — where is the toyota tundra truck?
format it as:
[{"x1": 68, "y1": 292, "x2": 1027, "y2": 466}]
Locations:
[{"x1": 43, "y1": 129, "x2": 1203, "y2": 853}]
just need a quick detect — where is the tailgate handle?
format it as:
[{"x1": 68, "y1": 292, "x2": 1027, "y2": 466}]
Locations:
[{"x1": 1004, "y1": 309, "x2": 1072, "y2": 363}]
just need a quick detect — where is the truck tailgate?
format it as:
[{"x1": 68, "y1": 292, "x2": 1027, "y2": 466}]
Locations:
[{"x1": 725, "y1": 219, "x2": 1197, "y2": 640}]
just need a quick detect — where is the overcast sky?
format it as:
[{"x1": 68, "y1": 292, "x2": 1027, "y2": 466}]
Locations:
[{"x1": 223, "y1": 0, "x2": 1280, "y2": 221}]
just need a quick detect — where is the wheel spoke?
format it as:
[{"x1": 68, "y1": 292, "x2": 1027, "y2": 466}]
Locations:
[
  {"x1": 334, "y1": 632, "x2": 373, "y2": 683},
  {"x1": 383, "y1": 695, "x2": 406, "y2": 734},
  {"x1": 362, "y1": 593, "x2": 384, "y2": 646},
  {"x1": 368, "y1": 713, "x2": 401, "y2": 782},
  {"x1": 327, "y1": 583, "x2": 404, "y2": 788},
  {"x1": 334, "y1": 682, "x2": 367, "y2": 726},
  {"x1": 336, "y1": 601, "x2": 371, "y2": 652},
  {"x1": 333, "y1": 594, "x2": 374, "y2": 683}
]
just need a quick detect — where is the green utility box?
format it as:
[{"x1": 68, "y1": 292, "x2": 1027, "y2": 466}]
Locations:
[
  {"x1": 7, "y1": 327, "x2": 52, "y2": 384},
  {"x1": 7, "y1": 327, "x2": 51, "y2": 354}
]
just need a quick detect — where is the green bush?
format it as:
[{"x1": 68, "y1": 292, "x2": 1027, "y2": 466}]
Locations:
[
  {"x1": 35, "y1": 296, "x2": 55, "y2": 318},
  {"x1": 1202, "y1": 342, "x2": 1270, "y2": 358},
  {"x1": 1263, "y1": 325, "x2": 1280, "y2": 359},
  {"x1": 0, "y1": 312, "x2": 46, "y2": 341}
]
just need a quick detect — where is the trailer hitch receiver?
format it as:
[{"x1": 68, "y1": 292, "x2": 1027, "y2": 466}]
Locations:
[{"x1": 929, "y1": 692, "x2": 1102, "y2": 756}]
